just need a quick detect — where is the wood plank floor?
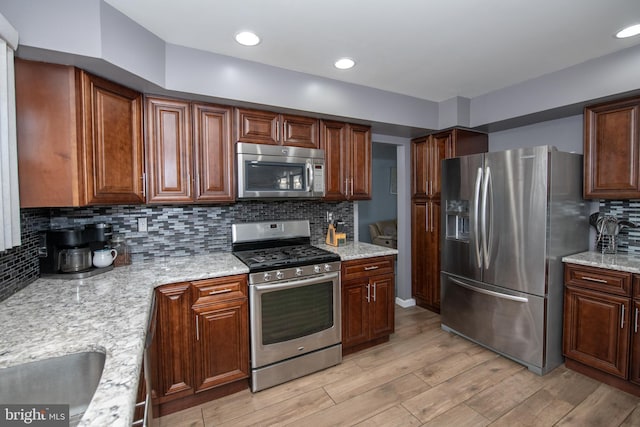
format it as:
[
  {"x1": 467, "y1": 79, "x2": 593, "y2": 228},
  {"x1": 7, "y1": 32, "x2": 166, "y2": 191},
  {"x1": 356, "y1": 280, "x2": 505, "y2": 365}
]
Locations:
[{"x1": 154, "y1": 305, "x2": 640, "y2": 426}]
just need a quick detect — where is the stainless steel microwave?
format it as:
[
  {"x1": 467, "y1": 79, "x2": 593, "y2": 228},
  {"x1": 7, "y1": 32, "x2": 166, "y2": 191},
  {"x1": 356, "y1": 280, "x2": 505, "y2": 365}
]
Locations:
[{"x1": 236, "y1": 143, "x2": 326, "y2": 199}]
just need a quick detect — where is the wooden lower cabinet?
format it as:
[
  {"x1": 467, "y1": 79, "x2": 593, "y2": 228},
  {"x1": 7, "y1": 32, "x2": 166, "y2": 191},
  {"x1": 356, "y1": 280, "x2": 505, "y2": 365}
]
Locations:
[
  {"x1": 411, "y1": 200, "x2": 441, "y2": 312},
  {"x1": 563, "y1": 263, "x2": 640, "y2": 397},
  {"x1": 151, "y1": 275, "x2": 249, "y2": 416},
  {"x1": 341, "y1": 256, "x2": 395, "y2": 355}
]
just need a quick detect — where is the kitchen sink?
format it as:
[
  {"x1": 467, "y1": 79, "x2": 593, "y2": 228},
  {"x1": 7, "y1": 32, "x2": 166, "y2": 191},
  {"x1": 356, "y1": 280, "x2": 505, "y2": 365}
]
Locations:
[{"x1": 0, "y1": 351, "x2": 106, "y2": 426}]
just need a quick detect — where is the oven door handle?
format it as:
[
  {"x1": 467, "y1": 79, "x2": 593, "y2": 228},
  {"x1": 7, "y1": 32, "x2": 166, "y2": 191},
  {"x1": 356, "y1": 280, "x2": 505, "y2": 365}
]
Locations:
[{"x1": 253, "y1": 272, "x2": 339, "y2": 291}]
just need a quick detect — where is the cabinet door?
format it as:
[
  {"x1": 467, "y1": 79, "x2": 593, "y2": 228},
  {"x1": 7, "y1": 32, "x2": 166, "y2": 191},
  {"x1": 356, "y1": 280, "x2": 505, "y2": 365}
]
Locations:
[
  {"x1": 631, "y1": 300, "x2": 640, "y2": 385},
  {"x1": 320, "y1": 120, "x2": 348, "y2": 200},
  {"x1": 145, "y1": 97, "x2": 193, "y2": 203},
  {"x1": 411, "y1": 137, "x2": 428, "y2": 199},
  {"x1": 348, "y1": 124, "x2": 372, "y2": 200},
  {"x1": 192, "y1": 103, "x2": 234, "y2": 202},
  {"x1": 193, "y1": 299, "x2": 249, "y2": 393},
  {"x1": 152, "y1": 283, "x2": 194, "y2": 402},
  {"x1": 81, "y1": 72, "x2": 144, "y2": 204},
  {"x1": 427, "y1": 200, "x2": 441, "y2": 310},
  {"x1": 563, "y1": 285, "x2": 630, "y2": 378},
  {"x1": 15, "y1": 60, "x2": 85, "y2": 207},
  {"x1": 411, "y1": 201, "x2": 430, "y2": 304},
  {"x1": 281, "y1": 114, "x2": 319, "y2": 148},
  {"x1": 370, "y1": 273, "x2": 395, "y2": 339},
  {"x1": 342, "y1": 280, "x2": 369, "y2": 349},
  {"x1": 428, "y1": 133, "x2": 448, "y2": 199},
  {"x1": 584, "y1": 98, "x2": 640, "y2": 199},
  {"x1": 235, "y1": 108, "x2": 279, "y2": 145}
]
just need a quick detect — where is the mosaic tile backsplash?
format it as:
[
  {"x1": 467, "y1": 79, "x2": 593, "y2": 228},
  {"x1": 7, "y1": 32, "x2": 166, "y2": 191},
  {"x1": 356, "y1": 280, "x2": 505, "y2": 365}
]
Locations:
[
  {"x1": 598, "y1": 200, "x2": 640, "y2": 255},
  {"x1": 0, "y1": 200, "x2": 353, "y2": 301}
]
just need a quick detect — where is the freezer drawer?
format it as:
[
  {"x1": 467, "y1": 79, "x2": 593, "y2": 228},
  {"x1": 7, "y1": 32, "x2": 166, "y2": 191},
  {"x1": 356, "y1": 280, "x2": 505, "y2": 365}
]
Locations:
[{"x1": 441, "y1": 273, "x2": 546, "y2": 372}]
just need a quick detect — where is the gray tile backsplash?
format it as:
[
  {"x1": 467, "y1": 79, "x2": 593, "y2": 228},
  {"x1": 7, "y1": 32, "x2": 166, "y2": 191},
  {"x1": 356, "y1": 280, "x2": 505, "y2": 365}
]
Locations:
[
  {"x1": 599, "y1": 200, "x2": 640, "y2": 255},
  {"x1": 0, "y1": 201, "x2": 353, "y2": 301}
]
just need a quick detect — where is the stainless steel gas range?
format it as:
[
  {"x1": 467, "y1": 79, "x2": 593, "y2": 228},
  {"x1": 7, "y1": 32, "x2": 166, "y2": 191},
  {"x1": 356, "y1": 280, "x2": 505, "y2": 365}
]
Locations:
[{"x1": 232, "y1": 220, "x2": 342, "y2": 392}]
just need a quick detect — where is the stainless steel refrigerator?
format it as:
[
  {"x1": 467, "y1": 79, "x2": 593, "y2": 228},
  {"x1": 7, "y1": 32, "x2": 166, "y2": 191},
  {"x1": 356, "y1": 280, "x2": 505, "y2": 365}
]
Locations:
[{"x1": 440, "y1": 145, "x2": 589, "y2": 375}]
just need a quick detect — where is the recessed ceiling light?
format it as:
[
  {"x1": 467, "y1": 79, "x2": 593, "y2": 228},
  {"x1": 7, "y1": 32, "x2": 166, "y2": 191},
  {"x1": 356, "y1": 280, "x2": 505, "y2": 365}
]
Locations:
[
  {"x1": 334, "y1": 58, "x2": 355, "y2": 70},
  {"x1": 235, "y1": 31, "x2": 260, "y2": 46},
  {"x1": 615, "y1": 24, "x2": 640, "y2": 39}
]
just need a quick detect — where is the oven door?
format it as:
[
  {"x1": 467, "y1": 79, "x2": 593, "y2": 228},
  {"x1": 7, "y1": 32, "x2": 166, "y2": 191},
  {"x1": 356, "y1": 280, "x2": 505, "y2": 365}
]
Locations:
[{"x1": 249, "y1": 271, "x2": 341, "y2": 369}]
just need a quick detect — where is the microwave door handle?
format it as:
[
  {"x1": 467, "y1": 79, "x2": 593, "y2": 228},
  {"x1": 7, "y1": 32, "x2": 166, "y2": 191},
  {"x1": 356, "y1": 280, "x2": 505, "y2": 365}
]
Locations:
[{"x1": 306, "y1": 162, "x2": 313, "y2": 193}]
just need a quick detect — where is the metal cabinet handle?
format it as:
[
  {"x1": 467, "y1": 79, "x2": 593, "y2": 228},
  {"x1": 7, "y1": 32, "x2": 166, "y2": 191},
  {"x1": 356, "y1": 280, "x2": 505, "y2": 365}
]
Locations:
[
  {"x1": 366, "y1": 283, "x2": 370, "y2": 303},
  {"x1": 344, "y1": 179, "x2": 348, "y2": 197},
  {"x1": 373, "y1": 282, "x2": 377, "y2": 302},
  {"x1": 635, "y1": 307, "x2": 639, "y2": 334},
  {"x1": 195, "y1": 315, "x2": 199, "y2": 341},
  {"x1": 364, "y1": 266, "x2": 379, "y2": 271},
  {"x1": 209, "y1": 288, "x2": 232, "y2": 296},
  {"x1": 621, "y1": 304, "x2": 626, "y2": 329},
  {"x1": 581, "y1": 276, "x2": 608, "y2": 284}
]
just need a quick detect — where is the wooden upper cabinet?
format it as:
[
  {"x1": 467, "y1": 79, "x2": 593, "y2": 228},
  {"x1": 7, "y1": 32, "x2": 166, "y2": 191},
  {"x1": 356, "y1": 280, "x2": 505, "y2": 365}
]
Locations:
[
  {"x1": 348, "y1": 124, "x2": 372, "y2": 200},
  {"x1": 192, "y1": 103, "x2": 234, "y2": 202},
  {"x1": 281, "y1": 114, "x2": 319, "y2": 148},
  {"x1": 145, "y1": 97, "x2": 234, "y2": 203},
  {"x1": 584, "y1": 96, "x2": 640, "y2": 199},
  {"x1": 411, "y1": 129, "x2": 487, "y2": 200},
  {"x1": 235, "y1": 108, "x2": 278, "y2": 145},
  {"x1": 320, "y1": 120, "x2": 348, "y2": 200},
  {"x1": 235, "y1": 108, "x2": 319, "y2": 148},
  {"x1": 81, "y1": 72, "x2": 144, "y2": 205},
  {"x1": 320, "y1": 120, "x2": 372, "y2": 201},
  {"x1": 145, "y1": 97, "x2": 193, "y2": 203},
  {"x1": 16, "y1": 59, "x2": 144, "y2": 207}
]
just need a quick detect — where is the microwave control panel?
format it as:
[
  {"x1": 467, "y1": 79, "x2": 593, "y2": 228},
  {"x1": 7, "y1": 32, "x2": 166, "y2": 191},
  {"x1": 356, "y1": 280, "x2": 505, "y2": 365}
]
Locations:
[{"x1": 313, "y1": 164, "x2": 325, "y2": 192}]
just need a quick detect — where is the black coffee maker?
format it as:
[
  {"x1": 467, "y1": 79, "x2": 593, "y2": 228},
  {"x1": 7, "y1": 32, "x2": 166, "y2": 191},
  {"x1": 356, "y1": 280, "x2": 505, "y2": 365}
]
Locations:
[{"x1": 39, "y1": 223, "x2": 113, "y2": 278}]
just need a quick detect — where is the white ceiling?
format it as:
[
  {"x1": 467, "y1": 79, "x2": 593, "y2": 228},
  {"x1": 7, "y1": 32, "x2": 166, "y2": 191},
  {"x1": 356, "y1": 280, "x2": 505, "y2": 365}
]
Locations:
[{"x1": 104, "y1": 0, "x2": 640, "y2": 103}]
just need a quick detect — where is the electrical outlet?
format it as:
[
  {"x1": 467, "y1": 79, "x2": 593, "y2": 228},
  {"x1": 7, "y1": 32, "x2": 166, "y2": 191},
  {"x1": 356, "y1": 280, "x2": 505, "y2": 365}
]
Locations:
[
  {"x1": 326, "y1": 212, "x2": 334, "y2": 223},
  {"x1": 137, "y1": 217, "x2": 148, "y2": 232}
]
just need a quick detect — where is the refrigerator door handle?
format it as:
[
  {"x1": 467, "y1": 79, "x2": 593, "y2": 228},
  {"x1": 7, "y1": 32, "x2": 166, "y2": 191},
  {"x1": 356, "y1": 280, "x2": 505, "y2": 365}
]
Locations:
[
  {"x1": 473, "y1": 167, "x2": 483, "y2": 268},
  {"x1": 449, "y1": 277, "x2": 529, "y2": 303},
  {"x1": 481, "y1": 166, "x2": 492, "y2": 269}
]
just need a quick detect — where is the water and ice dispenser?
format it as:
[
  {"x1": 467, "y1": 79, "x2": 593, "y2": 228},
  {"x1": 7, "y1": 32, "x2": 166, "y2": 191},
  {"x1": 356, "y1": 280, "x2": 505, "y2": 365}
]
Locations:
[{"x1": 445, "y1": 199, "x2": 469, "y2": 241}]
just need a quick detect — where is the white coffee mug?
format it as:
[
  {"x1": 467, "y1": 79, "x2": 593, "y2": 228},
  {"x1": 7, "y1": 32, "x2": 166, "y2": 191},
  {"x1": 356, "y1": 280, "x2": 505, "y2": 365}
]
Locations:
[{"x1": 93, "y1": 248, "x2": 118, "y2": 268}]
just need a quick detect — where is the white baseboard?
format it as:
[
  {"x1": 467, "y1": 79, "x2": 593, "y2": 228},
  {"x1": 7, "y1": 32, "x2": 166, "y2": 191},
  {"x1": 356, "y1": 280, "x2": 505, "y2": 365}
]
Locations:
[{"x1": 395, "y1": 297, "x2": 416, "y2": 308}]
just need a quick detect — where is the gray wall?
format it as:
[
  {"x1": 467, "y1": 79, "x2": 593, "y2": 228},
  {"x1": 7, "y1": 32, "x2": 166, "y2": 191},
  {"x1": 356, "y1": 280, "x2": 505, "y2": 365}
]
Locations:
[
  {"x1": 488, "y1": 114, "x2": 583, "y2": 153},
  {"x1": 2, "y1": 0, "x2": 639, "y2": 134},
  {"x1": 357, "y1": 143, "x2": 398, "y2": 243}
]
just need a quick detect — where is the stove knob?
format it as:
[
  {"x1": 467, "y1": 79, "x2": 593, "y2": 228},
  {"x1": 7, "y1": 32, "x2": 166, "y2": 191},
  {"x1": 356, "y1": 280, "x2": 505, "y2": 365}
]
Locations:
[
  {"x1": 276, "y1": 271, "x2": 284, "y2": 280},
  {"x1": 263, "y1": 272, "x2": 272, "y2": 282},
  {"x1": 295, "y1": 268, "x2": 303, "y2": 276},
  {"x1": 324, "y1": 263, "x2": 332, "y2": 271},
  {"x1": 313, "y1": 265, "x2": 321, "y2": 273}
]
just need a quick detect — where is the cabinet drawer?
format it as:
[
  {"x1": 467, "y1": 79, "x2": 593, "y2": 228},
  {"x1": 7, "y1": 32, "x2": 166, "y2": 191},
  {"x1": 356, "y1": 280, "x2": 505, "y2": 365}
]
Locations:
[
  {"x1": 342, "y1": 256, "x2": 394, "y2": 280},
  {"x1": 191, "y1": 274, "x2": 247, "y2": 305},
  {"x1": 565, "y1": 264, "x2": 632, "y2": 296}
]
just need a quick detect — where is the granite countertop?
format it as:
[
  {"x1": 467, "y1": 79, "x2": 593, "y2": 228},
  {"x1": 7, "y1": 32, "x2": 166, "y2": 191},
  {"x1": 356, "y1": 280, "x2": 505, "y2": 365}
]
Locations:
[
  {"x1": 316, "y1": 241, "x2": 398, "y2": 260},
  {"x1": 562, "y1": 251, "x2": 640, "y2": 274},
  {"x1": 0, "y1": 253, "x2": 248, "y2": 427},
  {"x1": 0, "y1": 243, "x2": 391, "y2": 426}
]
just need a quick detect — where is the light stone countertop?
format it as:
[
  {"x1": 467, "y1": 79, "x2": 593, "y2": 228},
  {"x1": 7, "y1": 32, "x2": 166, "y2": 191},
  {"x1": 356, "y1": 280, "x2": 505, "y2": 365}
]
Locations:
[
  {"x1": 0, "y1": 243, "x2": 391, "y2": 426},
  {"x1": 0, "y1": 253, "x2": 249, "y2": 427},
  {"x1": 562, "y1": 251, "x2": 640, "y2": 274},
  {"x1": 316, "y1": 241, "x2": 398, "y2": 260}
]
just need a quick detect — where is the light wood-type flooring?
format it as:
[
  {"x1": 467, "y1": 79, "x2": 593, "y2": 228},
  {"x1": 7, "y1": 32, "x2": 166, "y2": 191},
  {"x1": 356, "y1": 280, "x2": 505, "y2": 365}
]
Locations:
[{"x1": 154, "y1": 305, "x2": 640, "y2": 426}]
